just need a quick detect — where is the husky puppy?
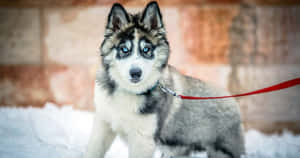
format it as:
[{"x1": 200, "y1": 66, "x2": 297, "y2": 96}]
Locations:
[{"x1": 84, "y1": 1, "x2": 245, "y2": 158}]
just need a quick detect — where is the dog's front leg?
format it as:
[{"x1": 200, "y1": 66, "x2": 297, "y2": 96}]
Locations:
[
  {"x1": 83, "y1": 114, "x2": 116, "y2": 158},
  {"x1": 128, "y1": 135, "x2": 155, "y2": 158}
]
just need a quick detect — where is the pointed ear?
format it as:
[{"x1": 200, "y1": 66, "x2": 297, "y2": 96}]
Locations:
[
  {"x1": 107, "y1": 3, "x2": 129, "y2": 32},
  {"x1": 141, "y1": 1, "x2": 163, "y2": 30}
]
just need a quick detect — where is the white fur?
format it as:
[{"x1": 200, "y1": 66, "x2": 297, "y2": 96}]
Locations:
[
  {"x1": 84, "y1": 81, "x2": 157, "y2": 158},
  {"x1": 83, "y1": 113, "x2": 116, "y2": 158}
]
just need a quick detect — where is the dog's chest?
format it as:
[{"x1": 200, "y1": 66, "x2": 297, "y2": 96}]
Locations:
[{"x1": 95, "y1": 89, "x2": 157, "y2": 138}]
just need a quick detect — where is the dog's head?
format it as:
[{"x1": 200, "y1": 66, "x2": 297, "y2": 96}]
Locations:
[{"x1": 100, "y1": 1, "x2": 169, "y2": 94}]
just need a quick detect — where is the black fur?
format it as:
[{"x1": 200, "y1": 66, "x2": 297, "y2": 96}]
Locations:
[
  {"x1": 157, "y1": 137, "x2": 183, "y2": 146},
  {"x1": 131, "y1": 15, "x2": 153, "y2": 33},
  {"x1": 214, "y1": 137, "x2": 235, "y2": 158},
  {"x1": 117, "y1": 27, "x2": 135, "y2": 40},
  {"x1": 96, "y1": 72, "x2": 117, "y2": 95},
  {"x1": 157, "y1": 136, "x2": 205, "y2": 152},
  {"x1": 139, "y1": 89, "x2": 158, "y2": 114}
]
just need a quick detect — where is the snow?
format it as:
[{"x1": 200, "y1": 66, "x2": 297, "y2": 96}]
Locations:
[{"x1": 0, "y1": 103, "x2": 299, "y2": 158}]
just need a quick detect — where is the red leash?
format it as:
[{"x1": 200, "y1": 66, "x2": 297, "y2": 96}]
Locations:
[{"x1": 159, "y1": 78, "x2": 300, "y2": 100}]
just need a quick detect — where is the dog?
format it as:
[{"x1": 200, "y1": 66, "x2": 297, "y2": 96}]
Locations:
[{"x1": 84, "y1": 1, "x2": 245, "y2": 158}]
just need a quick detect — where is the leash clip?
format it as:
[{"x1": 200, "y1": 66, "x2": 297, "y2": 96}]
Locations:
[{"x1": 158, "y1": 83, "x2": 179, "y2": 98}]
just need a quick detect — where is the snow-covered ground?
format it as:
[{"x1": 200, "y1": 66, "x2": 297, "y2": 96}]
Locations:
[{"x1": 0, "y1": 103, "x2": 299, "y2": 158}]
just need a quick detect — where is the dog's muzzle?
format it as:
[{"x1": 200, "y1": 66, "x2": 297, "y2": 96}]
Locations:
[{"x1": 129, "y1": 68, "x2": 142, "y2": 83}]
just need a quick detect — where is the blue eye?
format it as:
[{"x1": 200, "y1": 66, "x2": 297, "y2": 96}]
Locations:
[
  {"x1": 121, "y1": 47, "x2": 129, "y2": 53},
  {"x1": 143, "y1": 47, "x2": 149, "y2": 53}
]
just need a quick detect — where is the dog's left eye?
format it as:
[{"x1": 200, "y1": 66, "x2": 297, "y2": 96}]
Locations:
[{"x1": 142, "y1": 47, "x2": 152, "y2": 58}]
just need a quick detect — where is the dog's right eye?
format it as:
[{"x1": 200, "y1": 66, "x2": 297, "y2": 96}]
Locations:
[
  {"x1": 117, "y1": 45, "x2": 131, "y2": 59},
  {"x1": 121, "y1": 47, "x2": 129, "y2": 53}
]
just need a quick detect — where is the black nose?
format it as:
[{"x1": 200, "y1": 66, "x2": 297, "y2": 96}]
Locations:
[{"x1": 130, "y1": 68, "x2": 142, "y2": 79}]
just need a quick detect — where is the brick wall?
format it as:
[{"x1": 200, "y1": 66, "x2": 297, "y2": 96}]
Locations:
[{"x1": 1, "y1": 0, "x2": 300, "y2": 133}]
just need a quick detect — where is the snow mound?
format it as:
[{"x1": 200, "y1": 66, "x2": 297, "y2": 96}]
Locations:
[{"x1": 0, "y1": 103, "x2": 299, "y2": 158}]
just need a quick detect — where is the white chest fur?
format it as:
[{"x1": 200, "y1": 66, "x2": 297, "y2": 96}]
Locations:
[{"x1": 94, "y1": 84, "x2": 157, "y2": 140}]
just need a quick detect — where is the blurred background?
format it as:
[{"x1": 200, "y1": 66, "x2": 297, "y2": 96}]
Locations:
[{"x1": 0, "y1": 0, "x2": 300, "y2": 134}]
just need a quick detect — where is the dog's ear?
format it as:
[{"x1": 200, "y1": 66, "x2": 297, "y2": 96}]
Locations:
[
  {"x1": 107, "y1": 3, "x2": 129, "y2": 32},
  {"x1": 141, "y1": 1, "x2": 163, "y2": 30}
]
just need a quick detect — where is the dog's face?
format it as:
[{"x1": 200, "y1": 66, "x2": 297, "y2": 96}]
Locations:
[{"x1": 100, "y1": 2, "x2": 169, "y2": 94}]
